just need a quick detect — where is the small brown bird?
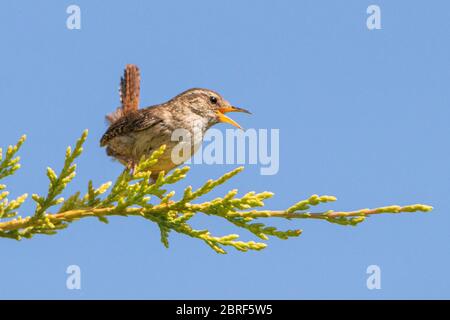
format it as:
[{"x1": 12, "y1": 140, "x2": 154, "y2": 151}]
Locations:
[{"x1": 100, "y1": 64, "x2": 250, "y2": 179}]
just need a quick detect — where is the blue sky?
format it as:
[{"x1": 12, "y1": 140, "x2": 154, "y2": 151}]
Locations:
[{"x1": 0, "y1": 0, "x2": 449, "y2": 299}]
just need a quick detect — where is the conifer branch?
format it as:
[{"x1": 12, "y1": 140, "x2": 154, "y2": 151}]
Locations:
[{"x1": 0, "y1": 131, "x2": 433, "y2": 253}]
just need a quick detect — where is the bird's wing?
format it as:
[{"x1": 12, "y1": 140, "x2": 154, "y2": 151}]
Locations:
[
  {"x1": 106, "y1": 64, "x2": 141, "y2": 124},
  {"x1": 100, "y1": 107, "x2": 164, "y2": 146}
]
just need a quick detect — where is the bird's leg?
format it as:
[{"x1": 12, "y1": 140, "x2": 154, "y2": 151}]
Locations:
[{"x1": 127, "y1": 160, "x2": 137, "y2": 176}]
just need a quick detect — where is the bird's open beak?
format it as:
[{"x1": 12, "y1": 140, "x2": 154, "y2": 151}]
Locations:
[{"x1": 216, "y1": 106, "x2": 251, "y2": 130}]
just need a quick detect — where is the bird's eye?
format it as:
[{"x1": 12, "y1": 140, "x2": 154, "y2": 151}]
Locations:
[{"x1": 209, "y1": 96, "x2": 218, "y2": 104}]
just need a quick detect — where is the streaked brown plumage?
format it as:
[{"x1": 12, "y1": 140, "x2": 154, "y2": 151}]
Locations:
[
  {"x1": 105, "y1": 64, "x2": 141, "y2": 123},
  {"x1": 100, "y1": 64, "x2": 250, "y2": 179}
]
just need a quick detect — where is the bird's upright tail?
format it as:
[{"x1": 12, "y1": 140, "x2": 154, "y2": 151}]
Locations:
[{"x1": 106, "y1": 64, "x2": 141, "y2": 124}]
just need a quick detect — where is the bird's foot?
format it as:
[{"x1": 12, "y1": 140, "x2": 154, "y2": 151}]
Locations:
[{"x1": 127, "y1": 160, "x2": 138, "y2": 176}]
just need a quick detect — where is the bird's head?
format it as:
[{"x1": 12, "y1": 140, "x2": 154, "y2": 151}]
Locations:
[{"x1": 172, "y1": 88, "x2": 251, "y2": 129}]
